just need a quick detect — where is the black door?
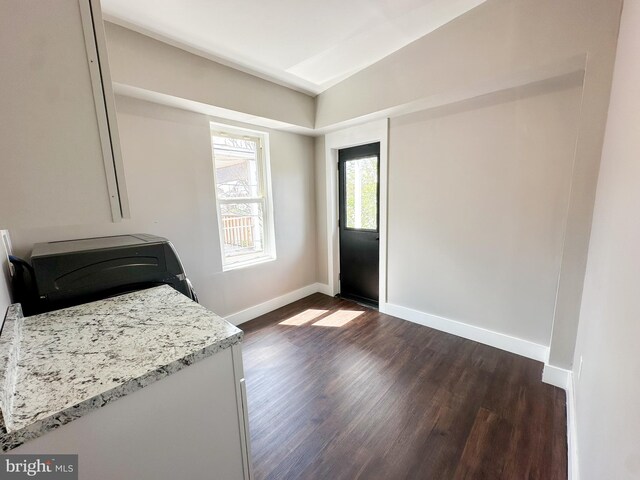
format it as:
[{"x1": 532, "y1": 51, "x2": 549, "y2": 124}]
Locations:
[{"x1": 338, "y1": 142, "x2": 380, "y2": 306}]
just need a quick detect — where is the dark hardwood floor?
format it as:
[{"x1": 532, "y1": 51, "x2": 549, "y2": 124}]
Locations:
[{"x1": 241, "y1": 294, "x2": 567, "y2": 480}]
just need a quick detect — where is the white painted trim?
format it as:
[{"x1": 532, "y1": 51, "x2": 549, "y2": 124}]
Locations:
[
  {"x1": 315, "y1": 283, "x2": 333, "y2": 296},
  {"x1": 381, "y1": 302, "x2": 549, "y2": 362},
  {"x1": 231, "y1": 344, "x2": 253, "y2": 480},
  {"x1": 541, "y1": 365, "x2": 579, "y2": 480},
  {"x1": 209, "y1": 123, "x2": 276, "y2": 271},
  {"x1": 542, "y1": 363, "x2": 580, "y2": 480},
  {"x1": 324, "y1": 119, "x2": 389, "y2": 304},
  {"x1": 566, "y1": 372, "x2": 579, "y2": 480},
  {"x1": 224, "y1": 283, "x2": 330, "y2": 325},
  {"x1": 79, "y1": 0, "x2": 130, "y2": 221},
  {"x1": 542, "y1": 363, "x2": 570, "y2": 389}
]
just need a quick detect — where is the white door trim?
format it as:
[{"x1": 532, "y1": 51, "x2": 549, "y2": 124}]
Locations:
[{"x1": 324, "y1": 119, "x2": 389, "y2": 304}]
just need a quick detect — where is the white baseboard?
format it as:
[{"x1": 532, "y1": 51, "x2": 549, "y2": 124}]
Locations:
[
  {"x1": 542, "y1": 363, "x2": 571, "y2": 389},
  {"x1": 315, "y1": 283, "x2": 333, "y2": 296},
  {"x1": 381, "y1": 302, "x2": 549, "y2": 362},
  {"x1": 541, "y1": 364, "x2": 578, "y2": 480},
  {"x1": 566, "y1": 371, "x2": 579, "y2": 480},
  {"x1": 224, "y1": 283, "x2": 330, "y2": 325}
]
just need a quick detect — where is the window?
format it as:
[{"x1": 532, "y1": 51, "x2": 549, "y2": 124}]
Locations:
[
  {"x1": 210, "y1": 124, "x2": 276, "y2": 270},
  {"x1": 344, "y1": 155, "x2": 378, "y2": 230}
]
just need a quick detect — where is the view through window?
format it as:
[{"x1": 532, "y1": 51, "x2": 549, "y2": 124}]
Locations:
[
  {"x1": 211, "y1": 126, "x2": 275, "y2": 269},
  {"x1": 345, "y1": 156, "x2": 378, "y2": 230}
]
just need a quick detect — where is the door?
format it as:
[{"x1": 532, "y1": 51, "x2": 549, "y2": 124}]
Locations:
[{"x1": 338, "y1": 143, "x2": 380, "y2": 306}]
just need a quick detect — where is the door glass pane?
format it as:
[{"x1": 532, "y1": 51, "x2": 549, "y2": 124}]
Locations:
[
  {"x1": 212, "y1": 135, "x2": 259, "y2": 199},
  {"x1": 345, "y1": 156, "x2": 378, "y2": 230}
]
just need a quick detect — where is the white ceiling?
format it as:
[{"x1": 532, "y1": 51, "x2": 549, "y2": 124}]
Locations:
[{"x1": 101, "y1": 0, "x2": 487, "y2": 96}]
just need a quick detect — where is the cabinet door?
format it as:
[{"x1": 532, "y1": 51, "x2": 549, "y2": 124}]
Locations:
[
  {"x1": 0, "y1": 0, "x2": 128, "y2": 228},
  {"x1": 13, "y1": 349, "x2": 247, "y2": 480}
]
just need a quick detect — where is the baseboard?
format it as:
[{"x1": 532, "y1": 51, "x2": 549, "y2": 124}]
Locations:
[
  {"x1": 566, "y1": 371, "x2": 580, "y2": 480},
  {"x1": 224, "y1": 283, "x2": 331, "y2": 325},
  {"x1": 381, "y1": 302, "x2": 548, "y2": 362},
  {"x1": 542, "y1": 363, "x2": 571, "y2": 389},
  {"x1": 315, "y1": 283, "x2": 333, "y2": 296},
  {"x1": 541, "y1": 364, "x2": 578, "y2": 480}
]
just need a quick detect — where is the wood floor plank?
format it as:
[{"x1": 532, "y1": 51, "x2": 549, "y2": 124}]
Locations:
[
  {"x1": 453, "y1": 408, "x2": 514, "y2": 480},
  {"x1": 241, "y1": 293, "x2": 567, "y2": 480}
]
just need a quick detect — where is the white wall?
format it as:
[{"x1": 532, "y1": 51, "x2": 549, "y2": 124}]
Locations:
[
  {"x1": 571, "y1": 1, "x2": 640, "y2": 478},
  {"x1": 9, "y1": 96, "x2": 317, "y2": 320},
  {"x1": 0, "y1": 0, "x2": 118, "y2": 229},
  {"x1": 316, "y1": 0, "x2": 618, "y2": 129},
  {"x1": 105, "y1": 22, "x2": 315, "y2": 130},
  {"x1": 387, "y1": 78, "x2": 582, "y2": 345},
  {"x1": 314, "y1": 0, "x2": 621, "y2": 365},
  {"x1": 313, "y1": 75, "x2": 584, "y2": 351}
]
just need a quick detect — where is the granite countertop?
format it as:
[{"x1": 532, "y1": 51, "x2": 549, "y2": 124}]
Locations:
[{"x1": 0, "y1": 285, "x2": 243, "y2": 451}]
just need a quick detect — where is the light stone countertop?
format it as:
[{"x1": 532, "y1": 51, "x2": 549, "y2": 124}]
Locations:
[{"x1": 0, "y1": 285, "x2": 243, "y2": 451}]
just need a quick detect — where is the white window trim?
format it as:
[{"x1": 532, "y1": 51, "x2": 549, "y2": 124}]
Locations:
[{"x1": 210, "y1": 122, "x2": 276, "y2": 271}]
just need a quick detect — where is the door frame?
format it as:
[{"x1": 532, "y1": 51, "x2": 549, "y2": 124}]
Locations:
[{"x1": 324, "y1": 119, "x2": 389, "y2": 306}]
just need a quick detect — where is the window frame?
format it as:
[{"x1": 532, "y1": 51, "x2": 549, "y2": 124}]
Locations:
[{"x1": 210, "y1": 123, "x2": 276, "y2": 271}]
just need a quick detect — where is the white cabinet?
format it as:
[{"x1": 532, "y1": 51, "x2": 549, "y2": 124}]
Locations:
[
  {"x1": 0, "y1": 0, "x2": 129, "y2": 228},
  {"x1": 13, "y1": 345, "x2": 253, "y2": 480}
]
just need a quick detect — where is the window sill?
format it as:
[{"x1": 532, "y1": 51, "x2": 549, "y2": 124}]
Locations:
[{"x1": 222, "y1": 254, "x2": 276, "y2": 272}]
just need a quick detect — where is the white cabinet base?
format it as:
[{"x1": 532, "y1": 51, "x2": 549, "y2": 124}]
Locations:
[{"x1": 13, "y1": 346, "x2": 252, "y2": 480}]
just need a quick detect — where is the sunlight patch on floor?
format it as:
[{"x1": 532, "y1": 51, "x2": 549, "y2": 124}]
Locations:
[
  {"x1": 312, "y1": 310, "x2": 364, "y2": 327},
  {"x1": 279, "y1": 309, "x2": 328, "y2": 326}
]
